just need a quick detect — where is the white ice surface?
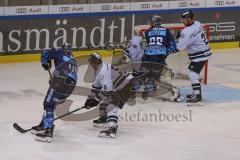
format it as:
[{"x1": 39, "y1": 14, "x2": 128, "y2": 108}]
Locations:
[{"x1": 0, "y1": 48, "x2": 240, "y2": 160}]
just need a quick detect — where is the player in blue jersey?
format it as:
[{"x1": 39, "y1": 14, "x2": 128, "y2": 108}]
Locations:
[
  {"x1": 143, "y1": 15, "x2": 177, "y2": 63},
  {"x1": 32, "y1": 43, "x2": 78, "y2": 143},
  {"x1": 141, "y1": 15, "x2": 180, "y2": 101}
]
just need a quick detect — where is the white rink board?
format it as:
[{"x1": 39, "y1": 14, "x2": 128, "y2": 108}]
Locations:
[{"x1": 1, "y1": 1, "x2": 239, "y2": 16}]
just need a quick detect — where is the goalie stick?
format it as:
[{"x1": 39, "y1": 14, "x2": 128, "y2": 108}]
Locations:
[{"x1": 13, "y1": 106, "x2": 86, "y2": 134}]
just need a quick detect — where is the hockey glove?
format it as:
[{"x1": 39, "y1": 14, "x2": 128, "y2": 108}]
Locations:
[
  {"x1": 168, "y1": 48, "x2": 179, "y2": 55},
  {"x1": 172, "y1": 49, "x2": 179, "y2": 53},
  {"x1": 42, "y1": 62, "x2": 51, "y2": 71},
  {"x1": 84, "y1": 98, "x2": 100, "y2": 109}
]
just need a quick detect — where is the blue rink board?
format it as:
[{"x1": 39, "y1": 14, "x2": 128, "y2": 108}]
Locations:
[{"x1": 181, "y1": 85, "x2": 240, "y2": 103}]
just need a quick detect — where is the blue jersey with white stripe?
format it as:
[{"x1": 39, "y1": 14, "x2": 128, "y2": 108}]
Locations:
[
  {"x1": 41, "y1": 48, "x2": 78, "y2": 81},
  {"x1": 144, "y1": 25, "x2": 176, "y2": 56}
]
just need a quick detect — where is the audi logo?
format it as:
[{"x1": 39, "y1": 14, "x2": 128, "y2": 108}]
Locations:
[
  {"x1": 101, "y1": 5, "x2": 111, "y2": 11},
  {"x1": 59, "y1": 7, "x2": 71, "y2": 12},
  {"x1": 215, "y1": 1, "x2": 224, "y2": 5},
  {"x1": 140, "y1": 4, "x2": 151, "y2": 9},
  {"x1": 16, "y1": 8, "x2": 27, "y2": 14},
  {"x1": 178, "y1": 2, "x2": 188, "y2": 7}
]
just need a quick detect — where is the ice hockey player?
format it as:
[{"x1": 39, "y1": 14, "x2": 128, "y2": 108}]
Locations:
[
  {"x1": 176, "y1": 10, "x2": 212, "y2": 103},
  {"x1": 84, "y1": 52, "x2": 136, "y2": 138},
  {"x1": 126, "y1": 30, "x2": 144, "y2": 62},
  {"x1": 141, "y1": 15, "x2": 180, "y2": 101},
  {"x1": 32, "y1": 43, "x2": 78, "y2": 143}
]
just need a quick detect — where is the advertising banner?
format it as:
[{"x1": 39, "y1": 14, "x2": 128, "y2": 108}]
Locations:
[
  {"x1": 130, "y1": 1, "x2": 169, "y2": 11},
  {"x1": 0, "y1": 9, "x2": 239, "y2": 54},
  {"x1": 48, "y1": 4, "x2": 90, "y2": 14},
  {"x1": 90, "y1": 3, "x2": 131, "y2": 12},
  {"x1": 169, "y1": 0, "x2": 205, "y2": 9},
  {"x1": 206, "y1": 0, "x2": 240, "y2": 7},
  {"x1": 5, "y1": 6, "x2": 49, "y2": 16}
]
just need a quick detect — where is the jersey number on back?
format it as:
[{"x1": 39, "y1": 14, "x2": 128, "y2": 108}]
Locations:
[
  {"x1": 149, "y1": 37, "x2": 163, "y2": 45},
  {"x1": 201, "y1": 33, "x2": 208, "y2": 45}
]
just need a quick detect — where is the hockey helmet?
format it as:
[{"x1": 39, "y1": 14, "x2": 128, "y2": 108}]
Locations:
[
  {"x1": 62, "y1": 43, "x2": 72, "y2": 54},
  {"x1": 88, "y1": 52, "x2": 102, "y2": 66},
  {"x1": 181, "y1": 10, "x2": 194, "y2": 19},
  {"x1": 149, "y1": 15, "x2": 162, "y2": 25}
]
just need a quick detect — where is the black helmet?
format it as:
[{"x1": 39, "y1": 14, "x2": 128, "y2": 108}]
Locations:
[
  {"x1": 181, "y1": 10, "x2": 194, "y2": 19},
  {"x1": 88, "y1": 52, "x2": 102, "y2": 65},
  {"x1": 149, "y1": 15, "x2": 162, "y2": 25}
]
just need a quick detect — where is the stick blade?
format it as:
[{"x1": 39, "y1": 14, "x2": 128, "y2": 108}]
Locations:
[{"x1": 13, "y1": 123, "x2": 29, "y2": 133}]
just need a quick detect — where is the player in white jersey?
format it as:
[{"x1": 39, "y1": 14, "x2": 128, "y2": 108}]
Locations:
[
  {"x1": 176, "y1": 10, "x2": 212, "y2": 103},
  {"x1": 126, "y1": 31, "x2": 144, "y2": 62},
  {"x1": 84, "y1": 53, "x2": 136, "y2": 138}
]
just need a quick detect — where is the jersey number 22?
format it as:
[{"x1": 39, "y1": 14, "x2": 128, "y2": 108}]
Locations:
[{"x1": 149, "y1": 37, "x2": 163, "y2": 45}]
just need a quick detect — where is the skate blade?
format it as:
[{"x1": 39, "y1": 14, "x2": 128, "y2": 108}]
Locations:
[
  {"x1": 35, "y1": 137, "x2": 52, "y2": 143},
  {"x1": 99, "y1": 133, "x2": 116, "y2": 138},
  {"x1": 93, "y1": 123, "x2": 107, "y2": 128},
  {"x1": 31, "y1": 130, "x2": 46, "y2": 135},
  {"x1": 176, "y1": 96, "x2": 185, "y2": 102},
  {"x1": 187, "y1": 102, "x2": 203, "y2": 106}
]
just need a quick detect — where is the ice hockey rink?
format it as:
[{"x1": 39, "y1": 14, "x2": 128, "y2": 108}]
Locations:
[{"x1": 0, "y1": 48, "x2": 240, "y2": 160}]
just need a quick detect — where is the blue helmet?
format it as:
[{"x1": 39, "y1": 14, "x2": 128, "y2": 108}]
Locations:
[{"x1": 62, "y1": 43, "x2": 72, "y2": 54}]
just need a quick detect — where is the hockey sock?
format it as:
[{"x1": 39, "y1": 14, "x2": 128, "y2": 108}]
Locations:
[
  {"x1": 192, "y1": 83, "x2": 201, "y2": 95},
  {"x1": 43, "y1": 106, "x2": 54, "y2": 129},
  {"x1": 107, "y1": 105, "x2": 118, "y2": 128}
]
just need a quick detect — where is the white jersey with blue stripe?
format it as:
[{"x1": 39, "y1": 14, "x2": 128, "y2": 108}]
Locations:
[{"x1": 177, "y1": 21, "x2": 212, "y2": 62}]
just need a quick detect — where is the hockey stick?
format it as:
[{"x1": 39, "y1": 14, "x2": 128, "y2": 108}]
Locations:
[
  {"x1": 48, "y1": 69, "x2": 53, "y2": 81},
  {"x1": 13, "y1": 106, "x2": 86, "y2": 134}
]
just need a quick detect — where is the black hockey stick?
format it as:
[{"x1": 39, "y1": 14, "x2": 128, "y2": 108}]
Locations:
[
  {"x1": 13, "y1": 106, "x2": 86, "y2": 134},
  {"x1": 13, "y1": 69, "x2": 54, "y2": 133},
  {"x1": 48, "y1": 69, "x2": 53, "y2": 81}
]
